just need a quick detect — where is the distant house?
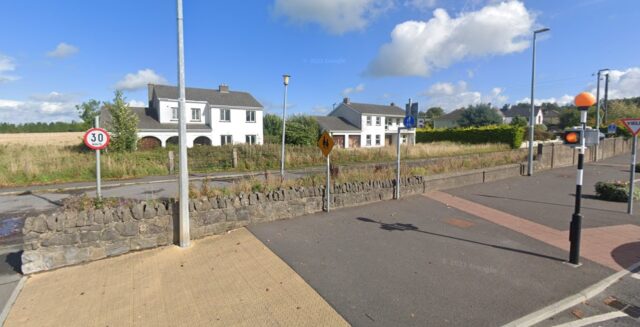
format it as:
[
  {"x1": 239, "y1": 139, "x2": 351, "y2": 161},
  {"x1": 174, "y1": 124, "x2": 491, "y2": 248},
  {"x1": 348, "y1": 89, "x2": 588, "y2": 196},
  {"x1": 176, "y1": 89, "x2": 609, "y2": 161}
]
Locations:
[
  {"x1": 433, "y1": 109, "x2": 465, "y2": 129},
  {"x1": 542, "y1": 108, "x2": 561, "y2": 127},
  {"x1": 314, "y1": 97, "x2": 416, "y2": 148},
  {"x1": 502, "y1": 106, "x2": 544, "y2": 125},
  {"x1": 102, "y1": 84, "x2": 264, "y2": 148}
]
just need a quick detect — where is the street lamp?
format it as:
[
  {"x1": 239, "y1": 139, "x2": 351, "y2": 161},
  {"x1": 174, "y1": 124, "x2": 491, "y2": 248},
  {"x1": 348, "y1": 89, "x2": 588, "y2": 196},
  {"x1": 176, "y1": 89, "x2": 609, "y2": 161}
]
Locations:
[
  {"x1": 280, "y1": 74, "x2": 290, "y2": 178},
  {"x1": 176, "y1": 0, "x2": 190, "y2": 247},
  {"x1": 595, "y1": 68, "x2": 610, "y2": 129},
  {"x1": 527, "y1": 27, "x2": 550, "y2": 176}
]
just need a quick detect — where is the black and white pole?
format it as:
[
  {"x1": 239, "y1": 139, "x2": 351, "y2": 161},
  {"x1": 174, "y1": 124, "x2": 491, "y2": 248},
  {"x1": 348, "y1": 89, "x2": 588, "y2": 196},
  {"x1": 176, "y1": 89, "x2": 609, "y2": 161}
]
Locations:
[
  {"x1": 569, "y1": 108, "x2": 587, "y2": 265},
  {"x1": 95, "y1": 116, "x2": 102, "y2": 201},
  {"x1": 628, "y1": 135, "x2": 637, "y2": 214}
]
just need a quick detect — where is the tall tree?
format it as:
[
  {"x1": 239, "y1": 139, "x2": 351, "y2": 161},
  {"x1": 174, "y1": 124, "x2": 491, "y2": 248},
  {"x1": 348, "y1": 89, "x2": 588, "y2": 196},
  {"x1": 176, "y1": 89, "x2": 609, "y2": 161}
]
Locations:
[
  {"x1": 104, "y1": 91, "x2": 139, "y2": 152},
  {"x1": 285, "y1": 115, "x2": 321, "y2": 146},
  {"x1": 263, "y1": 113, "x2": 283, "y2": 144},
  {"x1": 75, "y1": 99, "x2": 102, "y2": 128},
  {"x1": 457, "y1": 104, "x2": 503, "y2": 127},
  {"x1": 425, "y1": 107, "x2": 444, "y2": 119}
]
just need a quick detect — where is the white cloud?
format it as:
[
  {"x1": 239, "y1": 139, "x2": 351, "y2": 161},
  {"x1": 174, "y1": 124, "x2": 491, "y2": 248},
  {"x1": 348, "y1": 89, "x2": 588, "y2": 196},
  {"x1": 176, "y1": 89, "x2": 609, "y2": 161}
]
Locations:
[
  {"x1": 405, "y1": 0, "x2": 438, "y2": 11},
  {"x1": 114, "y1": 69, "x2": 167, "y2": 91},
  {"x1": 342, "y1": 83, "x2": 365, "y2": 97},
  {"x1": 273, "y1": 0, "x2": 393, "y2": 34},
  {"x1": 424, "y1": 80, "x2": 507, "y2": 110},
  {"x1": 128, "y1": 100, "x2": 147, "y2": 107},
  {"x1": 0, "y1": 92, "x2": 79, "y2": 124},
  {"x1": 367, "y1": 1, "x2": 535, "y2": 76},
  {"x1": 46, "y1": 42, "x2": 79, "y2": 58},
  {"x1": 591, "y1": 67, "x2": 640, "y2": 100},
  {"x1": 0, "y1": 54, "x2": 19, "y2": 83},
  {"x1": 517, "y1": 95, "x2": 573, "y2": 106}
]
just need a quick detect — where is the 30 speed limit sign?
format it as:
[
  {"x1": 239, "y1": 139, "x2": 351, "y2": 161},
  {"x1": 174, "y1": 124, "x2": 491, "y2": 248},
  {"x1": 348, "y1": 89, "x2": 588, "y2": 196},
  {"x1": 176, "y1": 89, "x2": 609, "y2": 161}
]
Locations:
[{"x1": 83, "y1": 128, "x2": 111, "y2": 150}]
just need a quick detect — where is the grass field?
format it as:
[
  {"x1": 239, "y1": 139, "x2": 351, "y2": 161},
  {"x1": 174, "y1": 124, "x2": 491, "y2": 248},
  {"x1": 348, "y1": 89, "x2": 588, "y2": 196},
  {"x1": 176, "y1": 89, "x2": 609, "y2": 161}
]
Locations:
[
  {"x1": 0, "y1": 133, "x2": 524, "y2": 187},
  {"x1": 0, "y1": 132, "x2": 84, "y2": 146}
]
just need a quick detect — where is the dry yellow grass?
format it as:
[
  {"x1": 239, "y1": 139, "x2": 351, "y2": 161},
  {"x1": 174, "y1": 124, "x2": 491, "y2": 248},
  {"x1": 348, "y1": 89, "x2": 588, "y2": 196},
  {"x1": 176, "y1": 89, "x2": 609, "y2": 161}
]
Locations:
[{"x1": 0, "y1": 132, "x2": 84, "y2": 146}]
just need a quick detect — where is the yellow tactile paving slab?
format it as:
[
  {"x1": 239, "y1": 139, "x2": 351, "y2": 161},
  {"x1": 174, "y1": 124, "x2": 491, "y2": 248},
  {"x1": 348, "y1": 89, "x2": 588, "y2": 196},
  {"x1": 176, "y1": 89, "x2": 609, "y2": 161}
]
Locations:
[{"x1": 5, "y1": 228, "x2": 350, "y2": 327}]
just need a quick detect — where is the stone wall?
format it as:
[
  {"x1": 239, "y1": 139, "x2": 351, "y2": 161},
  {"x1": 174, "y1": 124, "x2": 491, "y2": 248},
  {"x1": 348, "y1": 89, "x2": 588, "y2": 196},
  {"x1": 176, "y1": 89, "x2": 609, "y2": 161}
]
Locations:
[{"x1": 21, "y1": 137, "x2": 632, "y2": 274}]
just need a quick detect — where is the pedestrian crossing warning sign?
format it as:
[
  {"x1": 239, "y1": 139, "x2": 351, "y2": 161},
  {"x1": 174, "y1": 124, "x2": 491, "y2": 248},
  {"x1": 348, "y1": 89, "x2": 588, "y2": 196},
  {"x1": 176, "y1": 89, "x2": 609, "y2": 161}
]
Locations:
[{"x1": 317, "y1": 131, "x2": 335, "y2": 157}]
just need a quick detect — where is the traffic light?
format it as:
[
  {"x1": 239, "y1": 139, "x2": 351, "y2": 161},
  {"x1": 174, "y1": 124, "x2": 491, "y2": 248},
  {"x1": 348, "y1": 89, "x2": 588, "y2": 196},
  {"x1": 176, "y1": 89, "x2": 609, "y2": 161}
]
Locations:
[{"x1": 562, "y1": 129, "x2": 582, "y2": 147}]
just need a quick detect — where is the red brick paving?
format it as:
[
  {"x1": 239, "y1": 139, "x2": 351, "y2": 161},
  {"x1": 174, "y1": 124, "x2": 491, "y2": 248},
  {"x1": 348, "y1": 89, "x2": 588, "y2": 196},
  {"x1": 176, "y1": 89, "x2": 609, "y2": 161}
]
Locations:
[{"x1": 425, "y1": 191, "x2": 640, "y2": 271}]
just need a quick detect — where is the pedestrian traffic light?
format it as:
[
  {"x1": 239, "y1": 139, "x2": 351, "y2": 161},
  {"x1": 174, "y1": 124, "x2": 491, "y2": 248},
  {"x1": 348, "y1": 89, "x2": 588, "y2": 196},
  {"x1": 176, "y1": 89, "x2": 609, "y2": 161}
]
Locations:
[{"x1": 562, "y1": 129, "x2": 582, "y2": 147}]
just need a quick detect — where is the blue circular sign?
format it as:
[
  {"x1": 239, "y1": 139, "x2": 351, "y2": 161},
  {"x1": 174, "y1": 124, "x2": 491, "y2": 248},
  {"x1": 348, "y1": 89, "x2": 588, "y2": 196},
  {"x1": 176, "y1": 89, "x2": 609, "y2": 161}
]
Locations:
[{"x1": 403, "y1": 116, "x2": 415, "y2": 128}]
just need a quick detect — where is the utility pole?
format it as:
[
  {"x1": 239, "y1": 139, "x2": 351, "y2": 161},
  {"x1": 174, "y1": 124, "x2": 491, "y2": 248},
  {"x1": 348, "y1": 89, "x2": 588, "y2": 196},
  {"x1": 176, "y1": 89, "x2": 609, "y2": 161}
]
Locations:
[
  {"x1": 528, "y1": 27, "x2": 550, "y2": 176},
  {"x1": 603, "y1": 73, "x2": 610, "y2": 125},
  {"x1": 176, "y1": 0, "x2": 190, "y2": 248}
]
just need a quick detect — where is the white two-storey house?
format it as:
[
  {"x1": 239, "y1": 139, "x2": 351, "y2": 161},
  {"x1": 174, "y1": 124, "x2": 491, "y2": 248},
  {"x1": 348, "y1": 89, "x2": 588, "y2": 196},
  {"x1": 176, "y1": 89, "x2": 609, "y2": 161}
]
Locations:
[
  {"x1": 314, "y1": 98, "x2": 416, "y2": 148},
  {"x1": 104, "y1": 84, "x2": 264, "y2": 148}
]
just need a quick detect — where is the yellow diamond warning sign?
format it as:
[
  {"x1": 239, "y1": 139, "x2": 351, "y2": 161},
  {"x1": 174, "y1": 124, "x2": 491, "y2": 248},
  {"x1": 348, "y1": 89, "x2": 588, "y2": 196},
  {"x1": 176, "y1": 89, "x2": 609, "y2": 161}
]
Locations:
[{"x1": 317, "y1": 131, "x2": 335, "y2": 157}]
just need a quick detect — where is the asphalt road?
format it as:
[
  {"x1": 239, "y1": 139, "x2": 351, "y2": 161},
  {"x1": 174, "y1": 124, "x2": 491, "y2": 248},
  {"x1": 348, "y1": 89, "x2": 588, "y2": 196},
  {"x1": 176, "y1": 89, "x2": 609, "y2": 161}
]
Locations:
[{"x1": 249, "y1": 195, "x2": 613, "y2": 326}]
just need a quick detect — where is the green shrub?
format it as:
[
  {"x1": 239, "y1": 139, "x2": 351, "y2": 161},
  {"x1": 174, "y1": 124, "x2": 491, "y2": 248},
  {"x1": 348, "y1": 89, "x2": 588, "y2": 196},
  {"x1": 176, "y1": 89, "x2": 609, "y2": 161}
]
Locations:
[
  {"x1": 416, "y1": 125, "x2": 525, "y2": 149},
  {"x1": 595, "y1": 181, "x2": 640, "y2": 202}
]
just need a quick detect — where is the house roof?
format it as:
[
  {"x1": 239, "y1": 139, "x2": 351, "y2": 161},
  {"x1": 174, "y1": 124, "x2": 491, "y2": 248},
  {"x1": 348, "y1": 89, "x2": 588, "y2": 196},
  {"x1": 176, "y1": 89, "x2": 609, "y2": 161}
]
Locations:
[
  {"x1": 503, "y1": 106, "x2": 542, "y2": 118},
  {"x1": 314, "y1": 116, "x2": 360, "y2": 132},
  {"x1": 434, "y1": 108, "x2": 465, "y2": 121},
  {"x1": 542, "y1": 109, "x2": 561, "y2": 118},
  {"x1": 344, "y1": 102, "x2": 405, "y2": 116},
  {"x1": 100, "y1": 107, "x2": 213, "y2": 132},
  {"x1": 150, "y1": 84, "x2": 263, "y2": 109}
]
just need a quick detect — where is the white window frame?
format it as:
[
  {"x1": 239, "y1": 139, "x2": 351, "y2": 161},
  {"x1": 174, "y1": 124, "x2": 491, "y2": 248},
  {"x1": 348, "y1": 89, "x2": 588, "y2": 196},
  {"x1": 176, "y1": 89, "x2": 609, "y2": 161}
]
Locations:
[
  {"x1": 375, "y1": 116, "x2": 381, "y2": 126},
  {"x1": 171, "y1": 107, "x2": 179, "y2": 121},
  {"x1": 246, "y1": 110, "x2": 256, "y2": 123},
  {"x1": 366, "y1": 134, "x2": 372, "y2": 146},
  {"x1": 220, "y1": 109, "x2": 231, "y2": 122},
  {"x1": 221, "y1": 135, "x2": 233, "y2": 145},
  {"x1": 375, "y1": 134, "x2": 381, "y2": 146},
  {"x1": 245, "y1": 135, "x2": 256, "y2": 144},
  {"x1": 366, "y1": 116, "x2": 372, "y2": 126},
  {"x1": 191, "y1": 108, "x2": 201, "y2": 122}
]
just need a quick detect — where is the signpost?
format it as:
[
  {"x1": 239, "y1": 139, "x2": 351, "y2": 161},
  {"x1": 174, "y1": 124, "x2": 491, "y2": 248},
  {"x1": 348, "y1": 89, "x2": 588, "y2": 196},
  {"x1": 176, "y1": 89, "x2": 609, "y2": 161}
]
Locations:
[
  {"x1": 318, "y1": 131, "x2": 335, "y2": 212},
  {"x1": 83, "y1": 117, "x2": 110, "y2": 200},
  {"x1": 621, "y1": 118, "x2": 640, "y2": 214},
  {"x1": 395, "y1": 102, "x2": 416, "y2": 200},
  {"x1": 607, "y1": 123, "x2": 617, "y2": 135}
]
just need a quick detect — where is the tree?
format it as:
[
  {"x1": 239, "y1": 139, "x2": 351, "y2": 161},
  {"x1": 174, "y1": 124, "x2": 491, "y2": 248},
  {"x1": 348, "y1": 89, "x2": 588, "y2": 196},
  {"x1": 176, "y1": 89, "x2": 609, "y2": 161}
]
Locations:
[
  {"x1": 76, "y1": 99, "x2": 101, "y2": 128},
  {"x1": 263, "y1": 113, "x2": 283, "y2": 144},
  {"x1": 285, "y1": 115, "x2": 321, "y2": 146},
  {"x1": 425, "y1": 107, "x2": 444, "y2": 119},
  {"x1": 510, "y1": 116, "x2": 528, "y2": 127},
  {"x1": 104, "y1": 91, "x2": 138, "y2": 152},
  {"x1": 559, "y1": 108, "x2": 580, "y2": 129},
  {"x1": 457, "y1": 104, "x2": 503, "y2": 127}
]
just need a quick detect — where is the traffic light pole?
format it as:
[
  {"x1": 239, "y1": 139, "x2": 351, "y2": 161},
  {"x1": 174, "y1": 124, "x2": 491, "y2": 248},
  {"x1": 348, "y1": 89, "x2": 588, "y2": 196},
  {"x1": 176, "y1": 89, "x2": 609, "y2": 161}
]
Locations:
[{"x1": 569, "y1": 109, "x2": 588, "y2": 265}]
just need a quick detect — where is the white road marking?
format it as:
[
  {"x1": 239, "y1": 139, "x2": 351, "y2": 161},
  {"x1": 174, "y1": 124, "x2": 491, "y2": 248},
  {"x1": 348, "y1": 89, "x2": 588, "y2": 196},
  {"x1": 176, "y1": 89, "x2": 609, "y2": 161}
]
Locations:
[{"x1": 551, "y1": 311, "x2": 628, "y2": 327}]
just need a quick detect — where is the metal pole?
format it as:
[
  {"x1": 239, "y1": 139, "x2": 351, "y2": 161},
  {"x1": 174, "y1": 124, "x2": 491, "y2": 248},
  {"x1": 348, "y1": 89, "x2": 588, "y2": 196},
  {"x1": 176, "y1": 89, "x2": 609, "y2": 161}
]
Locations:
[
  {"x1": 280, "y1": 82, "x2": 288, "y2": 178},
  {"x1": 528, "y1": 32, "x2": 537, "y2": 176},
  {"x1": 396, "y1": 128, "x2": 401, "y2": 199},
  {"x1": 176, "y1": 0, "x2": 190, "y2": 248},
  {"x1": 326, "y1": 154, "x2": 330, "y2": 212},
  {"x1": 569, "y1": 110, "x2": 588, "y2": 265},
  {"x1": 603, "y1": 74, "x2": 610, "y2": 125},
  {"x1": 628, "y1": 135, "x2": 637, "y2": 214},
  {"x1": 95, "y1": 116, "x2": 102, "y2": 201},
  {"x1": 596, "y1": 71, "x2": 602, "y2": 128}
]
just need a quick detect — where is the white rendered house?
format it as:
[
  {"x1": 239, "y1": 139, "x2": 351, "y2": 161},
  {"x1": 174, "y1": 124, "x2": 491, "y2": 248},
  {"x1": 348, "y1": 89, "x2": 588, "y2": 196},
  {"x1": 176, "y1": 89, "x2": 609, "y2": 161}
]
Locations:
[
  {"x1": 105, "y1": 84, "x2": 264, "y2": 148},
  {"x1": 314, "y1": 98, "x2": 416, "y2": 148}
]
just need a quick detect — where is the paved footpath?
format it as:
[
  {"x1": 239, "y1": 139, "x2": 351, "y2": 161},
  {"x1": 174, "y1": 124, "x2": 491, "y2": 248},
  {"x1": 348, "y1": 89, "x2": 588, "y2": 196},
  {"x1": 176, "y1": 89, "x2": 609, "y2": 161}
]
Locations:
[{"x1": 4, "y1": 228, "x2": 348, "y2": 327}]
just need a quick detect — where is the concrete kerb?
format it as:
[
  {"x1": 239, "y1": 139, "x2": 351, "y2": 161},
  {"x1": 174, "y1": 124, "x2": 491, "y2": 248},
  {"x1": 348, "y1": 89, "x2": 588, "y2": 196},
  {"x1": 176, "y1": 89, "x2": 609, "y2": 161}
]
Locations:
[
  {"x1": 502, "y1": 260, "x2": 640, "y2": 327},
  {"x1": 0, "y1": 276, "x2": 27, "y2": 326}
]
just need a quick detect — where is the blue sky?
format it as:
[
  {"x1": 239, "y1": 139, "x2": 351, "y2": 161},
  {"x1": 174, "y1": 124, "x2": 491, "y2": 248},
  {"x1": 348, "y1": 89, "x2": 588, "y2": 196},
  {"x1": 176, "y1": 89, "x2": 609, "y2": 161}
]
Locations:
[{"x1": 1, "y1": 0, "x2": 639, "y2": 123}]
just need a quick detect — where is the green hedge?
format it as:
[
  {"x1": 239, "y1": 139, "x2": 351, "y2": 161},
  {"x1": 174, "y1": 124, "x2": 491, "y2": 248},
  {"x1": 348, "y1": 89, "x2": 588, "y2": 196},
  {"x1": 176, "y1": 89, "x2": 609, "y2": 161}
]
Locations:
[
  {"x1": 595, "y1": 181, "x2": 640, "y2": 202},
  {"x1": 416, "y1": 125, "x2": 525, "y2": 149}
]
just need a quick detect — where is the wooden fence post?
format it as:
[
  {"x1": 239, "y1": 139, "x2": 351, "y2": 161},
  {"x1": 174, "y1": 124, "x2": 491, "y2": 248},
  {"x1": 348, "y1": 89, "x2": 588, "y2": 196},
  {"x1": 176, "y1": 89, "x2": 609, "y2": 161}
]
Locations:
[{"x1": 232, "y1": 148, "x2": 238, "y2": 168}]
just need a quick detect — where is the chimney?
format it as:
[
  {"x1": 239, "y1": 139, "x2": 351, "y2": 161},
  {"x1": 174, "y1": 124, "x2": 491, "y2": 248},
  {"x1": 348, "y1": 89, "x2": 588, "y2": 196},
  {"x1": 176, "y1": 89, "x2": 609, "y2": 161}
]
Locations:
[
  {"x1": 343, "y1": 97, "x2": 350, "y2": 104},
  {"x1": 219, "y1": 84, "x2": 229, "y2": 93},
  {"x1": 390, "y1": 102, "x2": 395, "y2": 107}
]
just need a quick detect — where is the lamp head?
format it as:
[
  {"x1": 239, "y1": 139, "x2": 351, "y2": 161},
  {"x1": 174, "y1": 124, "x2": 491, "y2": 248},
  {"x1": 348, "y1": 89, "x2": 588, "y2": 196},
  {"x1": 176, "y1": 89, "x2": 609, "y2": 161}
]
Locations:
[
  {"x1": 534, "y1": 27, "x2": 550, "y2": 34},
  {"x1": 283, "y1": 74, "x2": 290, "y2": 86},
  {"x1": 574, "y1": 92, "x2": 596, "y2": 109}
]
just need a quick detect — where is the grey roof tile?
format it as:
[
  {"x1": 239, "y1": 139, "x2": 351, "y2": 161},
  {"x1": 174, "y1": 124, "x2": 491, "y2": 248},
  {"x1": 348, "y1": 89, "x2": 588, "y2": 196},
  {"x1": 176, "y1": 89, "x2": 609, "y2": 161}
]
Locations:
[
  {"x1": 151, "y1": 84, "x2": 263, "y2": 108},
  {"x1": 314, "y1": 116, "x2": 360, "y2": 132},
  {"x1": 344, "y1": 102, "x2": 405, "y2": 116}
]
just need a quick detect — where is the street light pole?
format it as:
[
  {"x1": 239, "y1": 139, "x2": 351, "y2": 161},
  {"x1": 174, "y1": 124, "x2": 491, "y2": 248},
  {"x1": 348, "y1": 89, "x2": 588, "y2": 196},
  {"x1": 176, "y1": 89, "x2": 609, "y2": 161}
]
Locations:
[
  {"x1": 603, "y1": 72, "x2": 610, "y2": 125},
  {"x1": 176, "y1": 0, "x2": 190, "y2": 248},
  {"x1": 280, "y1": 75, "x2": 290, "y2": 178},
  {"x1": 528, "y1": 27, "x2": 550, "y2": 176}
]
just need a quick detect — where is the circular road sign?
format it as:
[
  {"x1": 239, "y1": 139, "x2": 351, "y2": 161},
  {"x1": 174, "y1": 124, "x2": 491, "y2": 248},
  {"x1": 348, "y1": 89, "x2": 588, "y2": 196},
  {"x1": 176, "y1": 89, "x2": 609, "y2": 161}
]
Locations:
[
  {"x1": 83, "y1": 128, "x2": 111, "y2": 150},
  {"x1": 403, "y1": 116, "x2": 415, "y2": 129}
]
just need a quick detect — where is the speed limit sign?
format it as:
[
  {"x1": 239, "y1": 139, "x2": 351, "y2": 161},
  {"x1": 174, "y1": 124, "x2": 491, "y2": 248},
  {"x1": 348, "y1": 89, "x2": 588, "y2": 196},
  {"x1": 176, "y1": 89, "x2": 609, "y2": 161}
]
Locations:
[{"x1": 83, "y1": 128, "x2": 111, "y2": 150}]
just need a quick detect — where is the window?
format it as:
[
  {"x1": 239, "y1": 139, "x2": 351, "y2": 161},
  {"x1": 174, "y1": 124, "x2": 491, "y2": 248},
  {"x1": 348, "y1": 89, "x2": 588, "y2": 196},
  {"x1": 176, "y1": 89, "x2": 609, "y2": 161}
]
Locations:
[
  {"x1": 366, "y1": 116, "x2": 372, "y2": 126},
  {"x1": 171, "y1": 107, "x2": 178, "y2": 120},
  {"x1": 366, "y1": 134, "x2": 372, "y2": 146},
  {"x1": 221, "y1": 135, "x2": 232, "y2": 145},
  {"x1": 246, "y1": 135, "x2": 256, "y2": 144},
  {"x1": 246, "y1": 110, "x2": 256, "y2": 123},
  {"x1": 191, "y1": 108, "x2": 201, "y2": 122},
  {"x1": 375, "y1": 135, "x2": 381, "y2": 146},
  {"x1": 220, "y1": 109, "x2": 231, "y2": 122},
  {"x1": 376, "y1": 116, "x2": 381, "y2": 126}
]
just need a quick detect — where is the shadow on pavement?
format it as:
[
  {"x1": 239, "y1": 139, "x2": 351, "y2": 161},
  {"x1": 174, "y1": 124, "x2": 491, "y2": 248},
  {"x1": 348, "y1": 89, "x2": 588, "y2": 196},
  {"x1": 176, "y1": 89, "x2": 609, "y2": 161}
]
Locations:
[
  {"x1": 612, "y1": 242, "x2": 640, "y2": 270},
  {"x1": 356, "y1": 217, "x2": 565, "y2": 263},
  {"x1": 476, "y1": 193, "x2": 624, "y2": 214},
  {"x1": 4, "y1": 251, "x2": 22, "y2": 275}
]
